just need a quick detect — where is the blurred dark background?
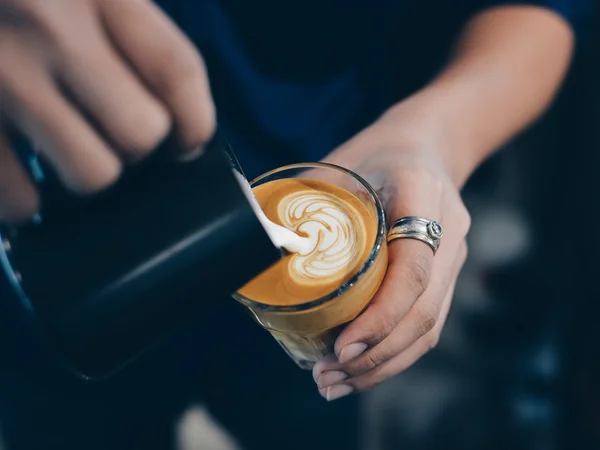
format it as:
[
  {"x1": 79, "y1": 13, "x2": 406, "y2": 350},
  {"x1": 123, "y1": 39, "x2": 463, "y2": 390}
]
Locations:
[{"x1": 0, "y1": 2, "x2": 599, "y2": 450}]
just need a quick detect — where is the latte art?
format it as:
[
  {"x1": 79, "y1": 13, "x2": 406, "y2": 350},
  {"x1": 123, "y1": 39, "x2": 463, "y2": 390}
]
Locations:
[
  {"x1": 235, "y1": 172, "x2": 388, "y2": 372},
  {"x1": 278, "y1": 191, "x2": 366, "y2": 285},
  {"x1": 239, "y1": 178, "x2": 377, "y2": 306}
]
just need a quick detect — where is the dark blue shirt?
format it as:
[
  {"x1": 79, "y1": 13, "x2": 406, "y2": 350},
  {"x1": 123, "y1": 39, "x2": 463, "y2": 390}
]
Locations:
[{"x1": 157, "y1": 0, "x2": 593, "y2": 178}]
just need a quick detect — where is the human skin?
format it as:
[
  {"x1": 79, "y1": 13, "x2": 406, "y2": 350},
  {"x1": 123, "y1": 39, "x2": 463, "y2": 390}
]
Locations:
[
  {"x1": 313, "y1": 5, "x2": 574, "y2": 400},
  {"x1": 0, "y1": 0, "x2": 216, "y2": 221},
  {"x1": 0, "y1": 1, "x2": 574, "y2": 400}
]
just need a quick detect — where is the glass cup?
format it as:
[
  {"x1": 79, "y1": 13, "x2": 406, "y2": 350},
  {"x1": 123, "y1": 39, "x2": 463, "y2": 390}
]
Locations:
[{"x1": 233, "y1": 163, "x2": 388, "y2": 370}]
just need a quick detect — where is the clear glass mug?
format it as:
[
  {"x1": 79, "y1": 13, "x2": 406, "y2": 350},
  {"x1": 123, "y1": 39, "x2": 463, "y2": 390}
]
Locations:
[{"x1": 233, "y1": 163, "x2": 388, "y2": 370}]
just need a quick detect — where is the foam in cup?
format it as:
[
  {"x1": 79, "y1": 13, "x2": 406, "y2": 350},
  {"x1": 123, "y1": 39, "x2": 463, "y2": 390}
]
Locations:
[
  {"x1": 278, "y1": 190, "x2": 365, "y2": 285},
  {"x1": 234, "y1": 170, "x2": 388, "y2": 370},
  {"x1": 238, "y1": 178, "x2": 375, "y2": 306}
]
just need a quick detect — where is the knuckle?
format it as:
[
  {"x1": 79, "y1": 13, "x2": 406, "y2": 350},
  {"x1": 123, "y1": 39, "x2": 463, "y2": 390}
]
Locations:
[
  {"x1": 118, "y1": 106, "x2": 172, "y2": 157},
  {"x1": 357, "y1": 304, "x2": 399, "y2": 344},
  {"x1": 414, "y1": 304, "x2": 437, "y2": 337},
  {"x1": 348, "y1": 351, "x2": 380, "y2": 376},
  {"x1": 1, "y1": 1, "x2": 92, "y2": 62},
  {"x1": 153, "y1": 45, "x2": 207, "y2": 97},
  {"x1": 400, "y1": 255, "x2": 431, "y2": 298},
  {"x1": 424, "y1": 331, "x2": 440, "y2": 350},
  {"x1": 374, "y1": 314, "x2": 397, "y2": 342},
  {"x1": 171, "y1": 49, "x2": 206, "y2": 84},
  {"x1": 12, "y1": 0, "x2": 66, "y2": 43},
  {"x1": 364, "y1": 350, "x2": 384, "y2": 371}
]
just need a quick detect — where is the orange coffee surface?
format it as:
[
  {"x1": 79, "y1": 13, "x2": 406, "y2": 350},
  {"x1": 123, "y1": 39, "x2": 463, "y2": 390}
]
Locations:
[{"x1": 238, "y1": 178, "x2": 377, "y2": 306}]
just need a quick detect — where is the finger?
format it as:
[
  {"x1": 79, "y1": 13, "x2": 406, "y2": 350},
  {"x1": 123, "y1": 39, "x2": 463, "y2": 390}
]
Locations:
[
  {"x1": 340, "y1": 241, "x2": 467, "y2": 377},
  {"x1": 3, "y1": 57, "x2": 122, "y2": 193},
  {"x1": 0, "y1": 129, "x2": 39, "y2": 222},
  {"x1": 319, "y1": 275, "x2": 458, "y2": 399},
  {"x1": 100, "y1": 0, "x2": 216, "y2": 155},
  {"x1": 345, "y1": 276, "x2": 459, "y2": 394},
  {"x1": 312, "y1": 354, "x2": 338, "y2": 384},
  {"x1": 334, "y1": 238, "x2": 435, "y2": 364},
  {"x1": 315, "y1": 240, "x2": 465, "y2": 382},
  {"x1": 332, "y1": 171, "x2": 448, "y2": 364},
  {"x1": 55, "y1": 6, "x2": 171, "y2": 161}
]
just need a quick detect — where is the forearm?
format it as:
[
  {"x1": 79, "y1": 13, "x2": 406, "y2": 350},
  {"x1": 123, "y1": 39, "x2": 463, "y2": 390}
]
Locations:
[{"x1": 383, "y1": 5, "x2": 574, "y2": 187}]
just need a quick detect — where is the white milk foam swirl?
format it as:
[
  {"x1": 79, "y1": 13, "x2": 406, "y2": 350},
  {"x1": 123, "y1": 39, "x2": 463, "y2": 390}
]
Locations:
[
  {"x1": 278, "y1": 191, "x2": 364, "y2": 284},
  {"x1": 234, "y1": 170, "x2": 364, "y2": 283}
]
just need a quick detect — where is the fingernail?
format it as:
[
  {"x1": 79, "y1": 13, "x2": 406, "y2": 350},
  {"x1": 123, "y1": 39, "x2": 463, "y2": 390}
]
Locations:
[
  {"x1": 326, "y1": 384, "x2": 353, "y2": 401},
  {"x1": 312, "y1": 354, "x2": 339, "y2": 383},
  {"x1": 178, "y1": 145, "x2": 205, "y2": 162},
  {"x1": 317, "y1": 371, "x2": 348, "y2": 389},
  {"x1": 339, "y1": 343, "x2": 367, "y2": 364}
]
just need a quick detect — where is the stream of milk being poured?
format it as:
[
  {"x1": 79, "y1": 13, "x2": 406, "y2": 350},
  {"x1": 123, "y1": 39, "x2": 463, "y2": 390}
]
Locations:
[{"x1": 234, "y1": 171, "x2": 314, "y2": 254}]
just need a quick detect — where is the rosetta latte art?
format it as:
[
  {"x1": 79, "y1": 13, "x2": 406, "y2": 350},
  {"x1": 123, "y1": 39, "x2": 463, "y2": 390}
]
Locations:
[{"x1": 278, "y1": 190, "x2": 366, "y2": 285}]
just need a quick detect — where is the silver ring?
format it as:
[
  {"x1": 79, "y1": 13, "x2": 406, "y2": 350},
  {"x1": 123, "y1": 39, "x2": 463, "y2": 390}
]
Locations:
[{"x1": 387, "y1": 216, "x2": 443, "y2": 254}]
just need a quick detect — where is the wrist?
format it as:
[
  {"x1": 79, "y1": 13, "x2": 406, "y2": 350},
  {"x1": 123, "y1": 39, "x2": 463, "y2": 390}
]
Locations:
[{"x1": 378, "y1": 88, "x2": 478, "y2": 189}]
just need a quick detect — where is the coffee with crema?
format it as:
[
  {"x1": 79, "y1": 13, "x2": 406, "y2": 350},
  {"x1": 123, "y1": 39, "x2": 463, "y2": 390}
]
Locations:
[
  {"x1": 236, "y1": 175, "x2": 387, "y2": 370},
  {"x1": 239, "y1": 179, "x2": 377, "y2": 306}
]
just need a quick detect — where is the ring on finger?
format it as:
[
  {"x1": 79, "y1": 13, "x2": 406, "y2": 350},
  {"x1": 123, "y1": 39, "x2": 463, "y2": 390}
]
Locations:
[{"x1": 387, "y1": 216, "x2": 443, "y2": 254}]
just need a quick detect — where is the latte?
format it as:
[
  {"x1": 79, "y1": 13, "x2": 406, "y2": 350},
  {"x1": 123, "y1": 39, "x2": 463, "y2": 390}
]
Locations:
[
  {"x1": 239, "y1": 178, "x2": 377, "y2": 306},
  {"x1": 234, "y1": 165, "x2": 387, "y2": 370}
]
